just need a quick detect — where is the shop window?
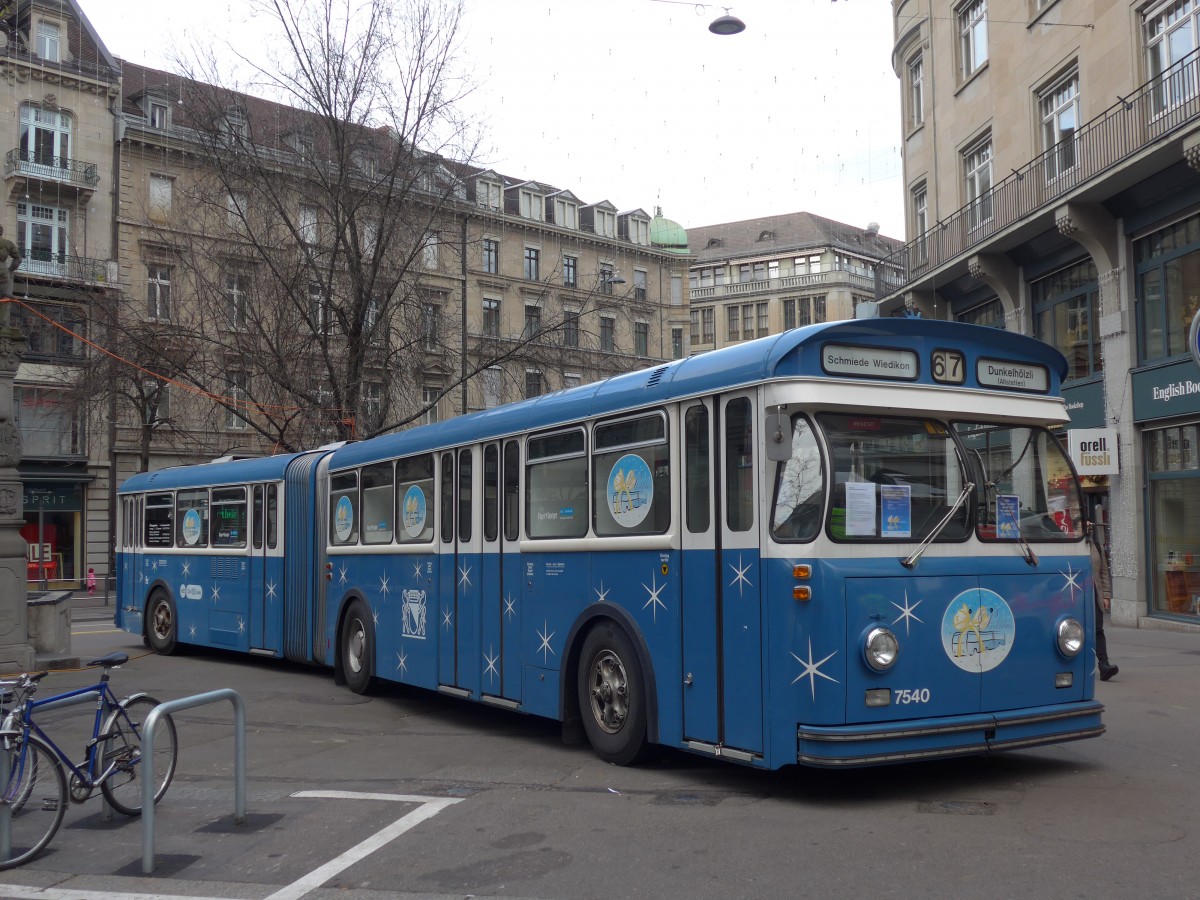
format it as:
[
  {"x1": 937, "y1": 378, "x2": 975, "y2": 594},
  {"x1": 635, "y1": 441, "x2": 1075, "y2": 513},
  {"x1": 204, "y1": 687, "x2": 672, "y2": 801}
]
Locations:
[
  {"x1": 1135, "y1": 212, "x2": 1200, "y2": 363},
  {"x1": 1032, "y1": 259, "x2": 1101, "y2": 379}
]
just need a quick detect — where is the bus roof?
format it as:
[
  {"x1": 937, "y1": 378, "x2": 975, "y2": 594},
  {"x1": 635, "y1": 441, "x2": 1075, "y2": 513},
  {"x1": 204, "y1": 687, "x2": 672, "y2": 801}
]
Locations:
[
  {"x1": 120, "y1": 450, "x2": 321, "y2": 493},
  {"x1": 330, "y1": 317, "x2": 1068, "y2": 471}
]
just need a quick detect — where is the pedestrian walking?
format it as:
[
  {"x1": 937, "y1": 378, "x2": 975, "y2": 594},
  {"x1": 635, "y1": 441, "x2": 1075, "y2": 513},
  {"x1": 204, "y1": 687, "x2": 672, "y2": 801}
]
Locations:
[
  {"x1": 87, "y1": 566, "x2": 97, "y2": 596},
  {"x1": 1090, "y1": 522, "x2": 1118, "y2": 681}
]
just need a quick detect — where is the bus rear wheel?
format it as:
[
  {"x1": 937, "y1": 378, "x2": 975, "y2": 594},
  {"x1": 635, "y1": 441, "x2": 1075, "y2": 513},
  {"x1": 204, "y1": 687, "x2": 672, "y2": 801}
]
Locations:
[
  {"x1": 146, "y1": 591, "x2": 178, "y2": 655},
  {"x1": 341, "y1": 601, "x2": 375, "y2": 695},
  {"x1": 577, "y1": 622, "x2": 647, "y2": 766}
]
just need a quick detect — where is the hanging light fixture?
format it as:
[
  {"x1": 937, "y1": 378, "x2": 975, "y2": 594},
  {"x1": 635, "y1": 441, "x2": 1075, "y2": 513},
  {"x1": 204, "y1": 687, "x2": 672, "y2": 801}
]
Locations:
[{"x1": 708, "y1": 9, "x2": 746, "y2": 35}]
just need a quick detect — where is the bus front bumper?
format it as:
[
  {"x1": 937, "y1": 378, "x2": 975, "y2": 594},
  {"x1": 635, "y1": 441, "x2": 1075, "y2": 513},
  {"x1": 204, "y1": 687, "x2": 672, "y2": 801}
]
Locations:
[{"x1": 796, "y1": 701, "x2": 1104, "y2": 767}]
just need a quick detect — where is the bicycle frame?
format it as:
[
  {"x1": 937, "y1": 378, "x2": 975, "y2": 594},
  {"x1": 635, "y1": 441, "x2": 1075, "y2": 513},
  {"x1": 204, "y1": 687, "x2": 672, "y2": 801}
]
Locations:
[{"x1": 5, "y1": 678, "x2": 139, "y2": 793}]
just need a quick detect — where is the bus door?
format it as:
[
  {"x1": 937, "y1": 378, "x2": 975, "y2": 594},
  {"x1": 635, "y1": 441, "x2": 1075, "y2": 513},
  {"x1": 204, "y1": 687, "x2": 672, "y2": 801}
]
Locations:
[
  {"x1": 438, "y1": 447, "x2": 482, "y2": 694},
  {"x1": 479, "y1": 440, "x2": 522, "y2": 703},
  {"x1": 681, "y1": 393, "x2": 765, "y2": 756},
  {"x1": 250, "y1": 483, "x2": 282, "y2": 655},
  {"x1": 119, "y1": 494, "x2": 144, "y2": 630}
]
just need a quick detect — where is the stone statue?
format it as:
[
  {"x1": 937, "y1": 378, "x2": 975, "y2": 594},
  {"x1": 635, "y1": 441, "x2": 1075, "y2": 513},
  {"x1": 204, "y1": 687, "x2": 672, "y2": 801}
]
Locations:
[{"x1": 0, "y1": 226, "x2": 22, "y2": 329}]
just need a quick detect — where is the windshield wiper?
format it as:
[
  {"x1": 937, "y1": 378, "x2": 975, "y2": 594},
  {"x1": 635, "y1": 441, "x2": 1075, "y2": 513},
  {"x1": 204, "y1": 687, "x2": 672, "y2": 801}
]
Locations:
[
  {"x1": 970, "y1": 448, "x2": 1037, "y2": 567},
  {"x1": 901, "y1": 481, "x2": 975, "y2": 569}
]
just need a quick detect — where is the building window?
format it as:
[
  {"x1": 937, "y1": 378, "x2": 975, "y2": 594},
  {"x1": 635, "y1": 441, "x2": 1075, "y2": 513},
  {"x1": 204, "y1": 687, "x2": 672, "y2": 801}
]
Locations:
[
  {"x1": 1040, "y1": 70, "x2": 1079, "y2": 180},
  {"x1": 768, "y1": 260, "x2": 780, "y2": 280},
  {"x1": 795, "y1": 254, "x2": 822, "y2": 275},
  {"x1": 958, "y1": 0, "x2": 988, "y2": 79},
  {"x1": 36, "y1": 20, "x2": 60, "y2": 62},
  {"x1": 362, "y1": 383, "x2": 382, "y2": 430},
  {"x1": 963, "y1": 136, "x2": 993, "y2": 229},
  {"x1": 908, "y1": 53, "x2": 925, "y2": 128},
  {"x1": 482, "y1": 298, "x2": 500, "y2": 337},
  {"x1": 148, "y1": 265, "x2": 171, "y2": 320},
  {"x1": 1135, "y1": 211, "x2": 1200, "y2": 362},
  {"x1": 554, "y1": 198, "x2": 578, "y2": 229},
  {"x1": 742, "y1": 305, "x2": 753, "y2": 340},
  {"x1": 798, "y1": 297, "x2": 812, "y2": 326},
  {"x1": 690, "y1": 310, "x2": 700, "y2": 343},
  {"x1": 228, "y1": 192, "x2": 247, "y2": 228},
  {"x1": 226, "y1": 372, "x2": 248, "y2": 430},
  {"x1": 477, "y1": 179, "x2": 501, "y2": 211},
  {"x1": 523, "y1": 304, "x2": 542, "y2": 340},
  {"x1": 783, "y1": 298, "x2": 796, "y2": 330},
  {"x1": 728, "y1": 306, "x2": 740, "y2": 341},
  {"x1": 423, "y1": 385, "x2": 440, "y2": 424},
  {"x1": 1032, "y1": 259, "x2": 1104, "y2": 379},
  {"x1": 913, "y1": 184, "x2": 928, "y2": 258},
  {"x1": 309, "y1": 282, "x2": 326, "y2": 332},
  {"x1": 519, "y1": 190, "x2": 544, "y2": 221},
  {"x1": 633, "y1": 269, "x2": 647, "y2": 301},
  {"x1": 299, "y1": 203, "x2": 319, "y2": 245},
  {"x1": 757, "y1": 302, "x2": 769, "y2": 336},
  {"x1": 18, "y1": 104, "x2": 71, "y2": 170},
  {"x1": 524, "y1": 247, "x2": 539, "y2": 281},
  {"x1": 702, "y1": 307, "x2": 715, "y2": 343},
  {"x1": 525, "y1": 370, "x2": 543, "y2": 399},
  {"x1": 225, "y1": 273, "x2": 248, "y2": 329},
  {"x1": 595, "y1": 209, "x2": 616, "y2": 238},
  {"x1": 564, "y1": 374, "x2": 582, "y2": 391},
  {"x1": 627, "y1": 217, "x2": 650, "y2": 245},
  {"x1": 814, "y1": 295, "x2": 827, "y2": 323},
  {"x1": 482, "y1": 238, "x2": 498, "y2": 274},
  {"x1": 423, "y1": 231, "x2": 438, "y2": 269},
  {"x1": 600, "y1": 316, "x2": 615, "y2": 352},
  {"x1": 149, "y1": 101, "x2": 169, "y2": 130},
  {"x1": 600, "y1": 264, "x2": 616, "y2": 294},
  {"x1": 422, "y1": 302, "x2": 439, "y2": 348},
  {"x1": 563, "y1": 254, "x2": 577, "y2": 288},
  {"x1": 483, "y1": 367, "x2": 502, "y2": 408},
  {"x1": 635, "y1": 322, "x2": 649, "y2": 356},
  {"x1": 564, "y1": 309, "x2": 580, "y2": 347},
  {"x1": 1145, "y1": 0, "x2": 1200, "y2": 112},
  {"x1": 671, "y1": 327, "x2": 683, "y2": 359},
  {"x1": 956, "y1": 296, "x2": 1005, "y2": 329},
  {"x1": 143, "y1": 379, "x2": 170, "y2": 426},
  {"x1": 364, "y1": 296, "x2": 380, "y2": 334}
]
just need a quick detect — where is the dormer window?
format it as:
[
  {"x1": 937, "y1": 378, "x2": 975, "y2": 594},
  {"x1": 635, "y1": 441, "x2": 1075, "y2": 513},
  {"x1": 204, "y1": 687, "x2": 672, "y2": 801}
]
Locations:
[
  {"x1": 352, "y1": 149, "x2": 377, "y2": 177},
  {"x1": 758, "y1": 230, "x2": 774, "y2": 241},
  {"x1": 595, "y1": 209, "x2": 616, "y2": 238},
  {"x1": 627, "y1": 217, "x2": 650, "y2": 246},
  {"x1": 36, "y1": 21, "x2": 61, "y2": 62},
  {"x1": 223, "y1": 108, "x2": 249, "y2": 144},
  {"x1": 706, "y1": 237, "x2": 722, "y2": 249},
  {"x1": 554, "y1": 198, "x2": 578, "y2": 229},
  {"x1": 149, "y1": 102, "x2": 170, "y2": 130},
  {"x1": 477, "y1": 179, "x2": 501, "y2": 211},
  {"x1": 519, "y1": 189, "x2": 544, "y2": 221}
]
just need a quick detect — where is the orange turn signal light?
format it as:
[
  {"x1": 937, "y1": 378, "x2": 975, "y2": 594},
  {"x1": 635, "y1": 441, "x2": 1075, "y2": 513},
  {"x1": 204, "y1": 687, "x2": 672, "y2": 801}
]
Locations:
[{"x1": 793, "y1": 565, "x2": 811, "y2": 579}]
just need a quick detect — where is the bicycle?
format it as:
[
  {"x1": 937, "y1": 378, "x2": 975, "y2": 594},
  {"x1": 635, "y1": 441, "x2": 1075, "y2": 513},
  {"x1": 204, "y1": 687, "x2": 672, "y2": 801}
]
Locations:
[{"x1": 0, "y1": 651, "x2": 179, "y2": 870}]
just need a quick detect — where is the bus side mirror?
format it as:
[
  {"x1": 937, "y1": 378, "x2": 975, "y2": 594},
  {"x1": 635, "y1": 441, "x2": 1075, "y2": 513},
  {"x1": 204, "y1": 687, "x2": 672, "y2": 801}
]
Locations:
[{"x1": 765, "y1": 414, "x2": 792, "y2": 462}]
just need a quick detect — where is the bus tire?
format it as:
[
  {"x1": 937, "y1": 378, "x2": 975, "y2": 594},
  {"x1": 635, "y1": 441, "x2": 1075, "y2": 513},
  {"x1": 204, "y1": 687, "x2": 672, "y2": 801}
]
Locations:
[
  {"x1": 341, "y1": 600, "x2": 375, "y2": 695},
  {"x1": 146, "y1": 591, "x2": 178, "y2": 655},
  {"x1": 577, "y1": 621, "x2": 647, "y2": 766}
]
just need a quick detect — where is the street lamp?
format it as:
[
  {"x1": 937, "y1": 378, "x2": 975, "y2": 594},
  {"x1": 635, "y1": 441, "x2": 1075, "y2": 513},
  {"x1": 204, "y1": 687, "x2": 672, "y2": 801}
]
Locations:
[{"x1": 649, "y1": 1, "x2": 746, "y2": 35}]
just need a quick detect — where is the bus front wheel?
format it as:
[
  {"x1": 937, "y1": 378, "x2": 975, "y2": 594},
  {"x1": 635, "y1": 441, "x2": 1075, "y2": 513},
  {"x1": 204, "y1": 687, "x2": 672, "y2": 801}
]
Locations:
[
  {"x1": 577, "y1": 622, "x2": 647, "y2": 766},
  {"x1": 146, "y1": 591, "x2": 178, "y2": 655},
  {"x1": 341, "y1": 601, "x2": 375, "y2": 695}
]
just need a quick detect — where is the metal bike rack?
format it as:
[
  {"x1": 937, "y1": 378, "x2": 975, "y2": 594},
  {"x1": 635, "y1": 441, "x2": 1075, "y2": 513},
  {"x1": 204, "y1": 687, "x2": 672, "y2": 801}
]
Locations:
[{"x1": 141, "y1": 689, "x2": 246, "y2": 875}]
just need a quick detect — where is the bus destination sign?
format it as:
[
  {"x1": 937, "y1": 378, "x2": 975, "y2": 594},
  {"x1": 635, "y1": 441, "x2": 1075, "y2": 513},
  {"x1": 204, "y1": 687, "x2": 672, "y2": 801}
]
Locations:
[
  {"x1": 821, "y1": 344, "x2": 918, "y2": 380},
  {"x1": 976, "y1": 358, "x2": 1049, "y2": 392}
]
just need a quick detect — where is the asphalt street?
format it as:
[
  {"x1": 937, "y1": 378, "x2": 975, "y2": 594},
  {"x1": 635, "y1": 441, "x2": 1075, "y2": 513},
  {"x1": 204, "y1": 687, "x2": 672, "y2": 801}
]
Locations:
[{"x1": 0, "y1": 602, "x2": 1197, "y2": 900}]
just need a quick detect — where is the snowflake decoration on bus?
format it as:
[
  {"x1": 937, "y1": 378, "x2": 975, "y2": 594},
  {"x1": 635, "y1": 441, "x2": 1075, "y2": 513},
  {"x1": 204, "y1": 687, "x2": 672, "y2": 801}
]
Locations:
[
  {"x1": 891, "y1": 591, "x2": 924, "y2": 635},
  {"x1": 642, "y1": 574, "x2": 667, "y2": 622},
  {"x1": 484, "y1": 646, "x2": 499, "y2": 684},
  {"x1": 729, "y1": 554, "x2": 753, "y2": 597},
  {"x1": 537, "y1": 620, "x2": 556, "y2": 663},
  {"x1": 791, "y1": 638, "x2": 839, "y2": 701},
  {"x1": 1060, "y1": 562, "x2": 1083, "y2": 602}
]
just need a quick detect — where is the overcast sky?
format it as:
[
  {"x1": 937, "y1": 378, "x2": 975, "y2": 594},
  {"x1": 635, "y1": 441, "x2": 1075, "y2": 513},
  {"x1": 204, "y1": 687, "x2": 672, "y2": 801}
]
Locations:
[{"x1": 86, "y1": 0, "x2": 906, "y2": 239}]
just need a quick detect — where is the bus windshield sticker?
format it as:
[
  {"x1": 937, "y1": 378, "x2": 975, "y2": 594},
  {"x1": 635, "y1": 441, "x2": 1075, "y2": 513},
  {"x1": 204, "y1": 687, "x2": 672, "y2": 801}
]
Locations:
[
  {"x1": 181, "y1": 509, "x2": 203, "y2": 546},
  {"x1": 941, "y1": 589, "x2": 1016, "y2": 673},
  {"x1": 976, "y1": 358, "x2": 1049, "y2": 392},
  {"x1": 845, "y1": 481, "x2": 876, "y2": 536},
  {"x1": 334, "y1": 495, "x2": 354, "y2": 542},
  {"x1": 822, "y1": 343, "x2": 918, "y2": 380},
  {"x1": 609, "y1": 453, "x2": 653, "y2": 528},
  {"x1": 880, "y1": 484, "x2": 912, "y2": 538},
  {"x1": 996, "y1": 494, "x2": 1020, "y2": 538},
  {"x1": 402, "y1": 485, "x2": 427, "y2": 538}
]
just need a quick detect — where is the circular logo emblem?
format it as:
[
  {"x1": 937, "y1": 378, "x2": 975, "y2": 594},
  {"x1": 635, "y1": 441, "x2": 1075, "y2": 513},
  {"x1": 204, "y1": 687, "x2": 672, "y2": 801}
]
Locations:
[
  {"x1": 181, "y1": 508, "x2": 203, "y2": 546},
  {"x1": 402, "y1": 485, "x2": 427, "y2": 538},
  {"x1": 940, "y1": 588, "x2": 1015, "y2": 672},
  {"x1": 334, "y1": 495, "x2": 355, "y2": 542},
  {"x1": 608, "y1": 454, "x2": 653, "y2": 529}
]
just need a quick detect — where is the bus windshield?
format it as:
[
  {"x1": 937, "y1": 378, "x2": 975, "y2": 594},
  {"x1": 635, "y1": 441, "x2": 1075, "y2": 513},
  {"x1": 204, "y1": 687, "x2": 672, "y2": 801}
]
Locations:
[
  {"x1": 771, "y1": 412, "x2": 971, "y2": 542},
  {"x1": 956, "y1": 422, "x2": 1083, "y2": 541}
]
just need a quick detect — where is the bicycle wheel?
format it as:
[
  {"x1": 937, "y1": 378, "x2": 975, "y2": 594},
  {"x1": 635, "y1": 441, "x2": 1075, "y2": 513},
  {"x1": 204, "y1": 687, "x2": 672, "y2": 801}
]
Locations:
[
  {"x1": 0, "y1": 732, "x2": 67, "y2": 870},
  {"x1": 99, "y1": 696, "x2": 178, "y2": 817}
]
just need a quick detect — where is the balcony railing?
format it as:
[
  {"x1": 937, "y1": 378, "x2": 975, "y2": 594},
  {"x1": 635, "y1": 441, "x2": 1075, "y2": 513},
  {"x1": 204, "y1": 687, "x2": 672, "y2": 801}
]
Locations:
[
  {"x1": 878, "y1": 47, "x2": 1200, "y2": 299},
  {"x1": 4, "y1": 149, "x2": 100, "y2": 189},
  {"x1": 19, "y1": 250, "x2": 111, "y2": 285},
  {"x1": 691, "y1": 269, "x2": 879, "y2": 302}
]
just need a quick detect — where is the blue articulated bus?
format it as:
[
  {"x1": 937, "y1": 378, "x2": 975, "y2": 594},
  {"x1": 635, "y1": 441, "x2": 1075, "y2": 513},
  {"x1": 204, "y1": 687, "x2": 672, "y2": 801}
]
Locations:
[{"x1": 115, "y1": 318, "x2": 1104, "y2": 768}]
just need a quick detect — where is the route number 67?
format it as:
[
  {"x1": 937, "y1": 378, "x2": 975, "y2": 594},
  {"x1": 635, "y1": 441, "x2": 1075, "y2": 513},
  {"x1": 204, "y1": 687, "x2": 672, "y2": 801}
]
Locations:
[{"x1": 931, "y1": 349, "x2": 965, "y2": 385}]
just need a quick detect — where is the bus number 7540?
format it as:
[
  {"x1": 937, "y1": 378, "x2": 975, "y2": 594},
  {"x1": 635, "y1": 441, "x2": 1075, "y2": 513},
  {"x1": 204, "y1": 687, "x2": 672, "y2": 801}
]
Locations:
[{"x1": 895, "y1": 689, "x2": 931, "y2": 704}]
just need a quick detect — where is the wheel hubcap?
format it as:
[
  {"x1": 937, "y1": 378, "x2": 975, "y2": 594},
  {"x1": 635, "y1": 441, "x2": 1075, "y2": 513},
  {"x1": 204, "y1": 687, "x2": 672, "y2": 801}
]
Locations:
[
  {"x1": 347, "y1": 620, "x2": 365, "y2": 674},
  {"x1": 588, "y1": 650, "x2": 628, "y2": 734},
  {"x1": 153, "y1": 603, "x2": 171, "y2": 639}
]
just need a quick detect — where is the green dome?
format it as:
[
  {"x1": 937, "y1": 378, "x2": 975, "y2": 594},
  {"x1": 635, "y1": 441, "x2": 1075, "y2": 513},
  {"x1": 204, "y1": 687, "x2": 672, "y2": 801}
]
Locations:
[{"x1": 650, "y1": 207, "x2": 689, "y2": 255}]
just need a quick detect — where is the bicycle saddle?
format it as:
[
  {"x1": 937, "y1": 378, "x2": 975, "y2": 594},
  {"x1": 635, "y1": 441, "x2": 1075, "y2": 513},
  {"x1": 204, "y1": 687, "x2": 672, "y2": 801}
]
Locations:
[{"x1": 87, "y1": 652, "x2": 130, "y2": 668}]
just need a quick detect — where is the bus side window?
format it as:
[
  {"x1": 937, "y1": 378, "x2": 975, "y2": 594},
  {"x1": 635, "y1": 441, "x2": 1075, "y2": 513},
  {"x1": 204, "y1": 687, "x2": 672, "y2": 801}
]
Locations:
[
  {"x1": 503, "y1": 440, "x2": 519, "y2": 542},
  {"x1": 725, "y1": 397, "x2": 754, "y2": 532},
  {"x1": 329, "y1": 473, "x2": 359, "y2": 546},
  {"x1": 685, "y1": 405, "x2": 710, "y2": 533},
  {"x1": 253, "y1": 485, "x2": 264, "y2": 550},
  {"x1": 211, "y1": 487, "x2": 248, "y2": 548},
  {"x1": 266, "y1": 484, "x2": 279, "y2": 549},
  {"x1": 458, "y1": 448, "x2": 473, "y2": 543},
  {"x1": 397, "y1": 454, "x2": 435, "y2": 544},
  {"x1": 440, "y1": 452, "x2": 454, "y2": 544},
  {"x1": 361, "y1": 462, "x2": 395, "y2": 545},
  {"x1": 176, "y1": 489, "x2": 209, "y2": 548},
  {"x1": 484, "y1": 444, "x2": 499, "y2": 543},
  {"x1": 145, "y1": 492, "x2": 174, "y2": 548}
]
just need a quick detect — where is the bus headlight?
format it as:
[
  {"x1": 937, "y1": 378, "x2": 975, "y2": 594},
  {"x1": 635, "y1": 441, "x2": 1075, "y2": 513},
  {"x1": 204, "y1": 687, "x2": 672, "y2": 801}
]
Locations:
[
  {"x1": 864, "y1": 626, "x2": 899, "y2": 672},
  {"x1": 1056, "y1": 617, "x2": 1084, "y2": 658}
]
